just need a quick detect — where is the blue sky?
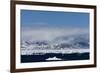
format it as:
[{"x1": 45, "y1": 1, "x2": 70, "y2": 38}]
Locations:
[{"x1": 21, "y1": 10, "x2": 89, "y2": 28}]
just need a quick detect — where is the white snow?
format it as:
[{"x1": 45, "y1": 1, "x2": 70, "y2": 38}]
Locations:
[
  {"x1": 45, "y1": 57, "x2": 62, "y2": 60},
  {"x1": 21, "y1": 48, "x2": 89, "y2": 55}
]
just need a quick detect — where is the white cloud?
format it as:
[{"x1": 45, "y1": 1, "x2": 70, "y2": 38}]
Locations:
[{"x1": 21, "y1": 27, "x2": 89, "y2": 41}]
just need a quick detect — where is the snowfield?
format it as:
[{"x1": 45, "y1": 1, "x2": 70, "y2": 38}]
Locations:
[{"x1": 21, "y1": 48, "x2": 89, "y2": 55}]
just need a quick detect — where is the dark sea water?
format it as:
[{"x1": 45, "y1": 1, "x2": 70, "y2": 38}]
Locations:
[{"x1": 21, "y1": 53, "x2": 89, "y2": 63}]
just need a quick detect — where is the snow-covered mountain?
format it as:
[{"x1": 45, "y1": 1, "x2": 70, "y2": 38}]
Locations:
[
  {"x1": 21, "y1": 33, "x2": 89, "y2": 55},
  {"x1": 21, "y1": 33, "x2": 89, "y2": 48},
  {"x1": 53, "y1": 34, "x2": 89, "y2": 49}
]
